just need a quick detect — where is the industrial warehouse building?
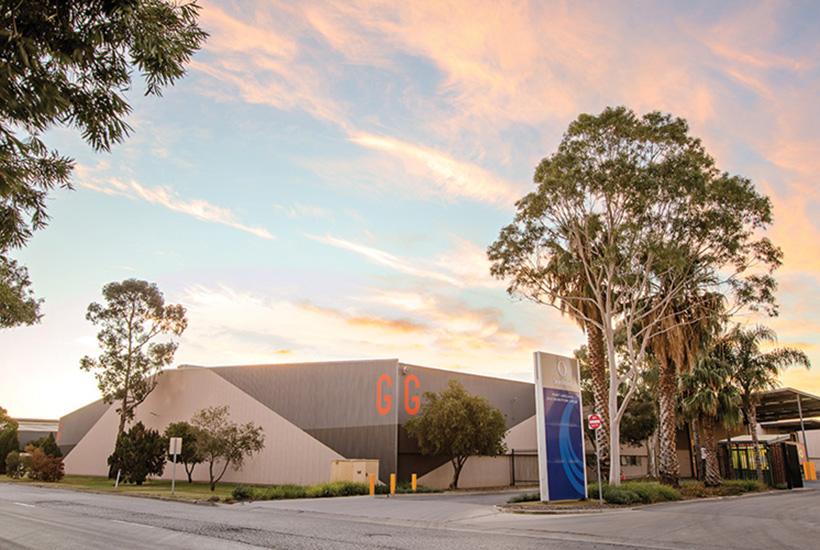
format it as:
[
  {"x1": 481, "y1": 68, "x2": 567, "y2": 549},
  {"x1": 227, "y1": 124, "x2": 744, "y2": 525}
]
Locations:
[
  {"x1": 59, "y1": 359, "x2": 539, "y2": 488},
  {"x1": 57, "y1": 359, "x2": 820, "y2": 489}
]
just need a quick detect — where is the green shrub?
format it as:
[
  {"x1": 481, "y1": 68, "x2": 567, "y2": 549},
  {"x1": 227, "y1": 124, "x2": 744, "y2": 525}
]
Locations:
[
  {"x1": 107, "y1": 422, "x2": 166, "y2": 485},
  {"x1": 587, "y1": 481, "x2": 603, "y2": 500},
  {"x1": 623, "y1": 481, "x2": 681, "y2": 503},
  {"x1": 588, "y1": 481, "x2": 680, "y2": 504},
  {"x1": 22, "y1": 446, "x2": 64, "y2": 482},
  {"x1": 232, "y1": 486, "x2": 253, "y2": 500},
  {"x1": 5, "y1": 451, "x2": 21, "y2": 478},
  {"x1": 396, "y1": 482, "x2": 441, "y2": 494},
  {"x1": 604, "y1": 487, "x2": 641, "y2": 505},
  {"x1": 507, "y1": 492, "x2": 540, "y2": 504},
  {"x1": 682, "y1": 479, "x2": 768, "y2": 498},
  {"x1": 27, "y1": 433, "x2": 62, "y2": 458},
  {"x1": 723, "y1": 479, "x2": 766, "y2": 493},
  {"x1": 0, "y1": 423, "x2": 19, "y2": 476}
]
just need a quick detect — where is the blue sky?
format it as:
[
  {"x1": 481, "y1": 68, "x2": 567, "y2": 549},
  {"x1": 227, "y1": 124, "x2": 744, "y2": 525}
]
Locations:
[{"x1": 2, "y1": 0, "x2": 819, "y2": 419}]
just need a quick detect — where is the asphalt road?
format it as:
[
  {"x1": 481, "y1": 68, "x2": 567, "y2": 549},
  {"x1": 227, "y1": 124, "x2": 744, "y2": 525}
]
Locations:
[{"x1": 1, "y1": 482, "x2": 818, "y2": 550}]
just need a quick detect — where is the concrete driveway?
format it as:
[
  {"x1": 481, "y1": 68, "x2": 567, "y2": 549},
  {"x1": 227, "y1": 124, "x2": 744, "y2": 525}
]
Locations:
[{"x1": 247, "y1": 483, "x2": 820, "y2": 550}]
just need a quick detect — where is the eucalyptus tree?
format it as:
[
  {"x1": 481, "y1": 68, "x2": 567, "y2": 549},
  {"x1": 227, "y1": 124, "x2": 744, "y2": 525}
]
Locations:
[
  {"x1": 721, "y1": 325, "x2": 810, "y2": 484},
  {"x1": 0, "y1": 0, "x2": 206, "y2": 325},
  {"x1": 488, "y1": 106, "x2": 781, "y2": 484},
  {"x1": 81, "y1": 279, "x2": 187, "y2": 440},
  {"x1": 542, "y1": 245, "x2": 611, "y2": 479}
]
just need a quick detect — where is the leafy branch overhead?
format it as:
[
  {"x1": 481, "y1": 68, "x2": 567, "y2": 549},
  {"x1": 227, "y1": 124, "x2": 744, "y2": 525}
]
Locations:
[{"x1": 0, "y1": 0, "x2": 207, "y2": 327}]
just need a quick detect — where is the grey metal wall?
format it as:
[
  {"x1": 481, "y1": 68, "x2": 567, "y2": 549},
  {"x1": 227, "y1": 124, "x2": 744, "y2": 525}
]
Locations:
[
  {"x1": 395, "y1": 363, "x2": 535, "y2": 481},
  {"x1": 211, "y1": 359, "x2": 400, "y2": 482}
]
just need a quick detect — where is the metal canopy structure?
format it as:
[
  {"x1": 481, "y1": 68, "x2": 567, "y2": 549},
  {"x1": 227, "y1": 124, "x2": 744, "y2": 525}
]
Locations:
[{"x1": 755, "y1": 388, "x2": 820, "y2": 423}]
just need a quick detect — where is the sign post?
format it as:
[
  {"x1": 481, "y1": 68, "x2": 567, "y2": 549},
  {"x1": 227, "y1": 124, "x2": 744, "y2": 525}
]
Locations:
[
  {"x1": 534, "y1": 352, "x2": 587, "y2": 502},
  {"x1": 169, "y1": 437, "x2": 182, "y2": 496},
  {"x1": 588, "y1": 414, "x2": 603, "y2": 506}
]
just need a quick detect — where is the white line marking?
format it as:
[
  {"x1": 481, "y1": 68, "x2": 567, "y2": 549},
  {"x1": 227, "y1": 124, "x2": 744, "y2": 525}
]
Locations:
[
  {"x1": 13, "y1": 502, "x2": 35, "y2": 508},
  {"x1": 112, "y1": 519, "x2": 154, "y2": 529}
]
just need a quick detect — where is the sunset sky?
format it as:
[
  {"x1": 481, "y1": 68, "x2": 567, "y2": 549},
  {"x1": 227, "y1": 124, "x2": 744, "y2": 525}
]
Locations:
[{"x1": 2, "y1": 0, "x2": 819, "y2": 419}]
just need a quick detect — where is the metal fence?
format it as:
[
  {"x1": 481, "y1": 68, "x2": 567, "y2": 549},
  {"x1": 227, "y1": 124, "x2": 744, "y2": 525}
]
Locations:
[{"x1": 509, "y1": 449, "x2": 539, "y2": 485}]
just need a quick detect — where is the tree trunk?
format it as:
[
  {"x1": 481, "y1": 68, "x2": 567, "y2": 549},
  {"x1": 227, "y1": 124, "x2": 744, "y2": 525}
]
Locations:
[
  {"x1": 701, "y1": 415, "x2": 721, "y2": 487},
  {"x1": 607, "y1": 346, "x2": 621, "y2": 486},
  {"x1": 647, "y1": 429, "x2": 659, "y2": 479},
  {"x1": 657, "y1": 359, "x2": 680, "y2": 487},
  {"x1": 586, "y1": 320, "x2": 610, "y2": 481},
  {"x1": 450, "y1": 457, "x2": 467, "y2": 490},
  {"x1": 691, "y1": 418, "x2": 703, "y2": 481},
  {"x1": 725, "y1": 426, "x2": 734, "y2": 479},
  {"x1": 747, "y1": 404, "x2": 765, "y2": 485}
]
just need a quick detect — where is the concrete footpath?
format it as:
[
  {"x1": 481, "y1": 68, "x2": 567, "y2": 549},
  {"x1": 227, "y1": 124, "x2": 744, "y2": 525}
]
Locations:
[{"x1": 246, "y1": 483, "x2": 820, "y2": 550}]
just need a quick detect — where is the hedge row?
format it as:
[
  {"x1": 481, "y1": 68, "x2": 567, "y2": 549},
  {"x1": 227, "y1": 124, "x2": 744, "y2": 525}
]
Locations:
[{"x1": 232, "y1": 480, "x2": 440, "y2": 501}]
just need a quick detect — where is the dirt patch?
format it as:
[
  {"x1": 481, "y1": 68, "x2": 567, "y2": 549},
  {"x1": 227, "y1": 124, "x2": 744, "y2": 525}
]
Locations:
[{"x1": 498, "y1": 500, "x2": 623, "y2": 514}]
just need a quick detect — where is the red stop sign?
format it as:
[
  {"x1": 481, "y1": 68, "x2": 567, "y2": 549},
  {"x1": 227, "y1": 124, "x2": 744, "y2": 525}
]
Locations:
[{"x1": 588, "y1": 414, "x2": 602, "y2": 430}]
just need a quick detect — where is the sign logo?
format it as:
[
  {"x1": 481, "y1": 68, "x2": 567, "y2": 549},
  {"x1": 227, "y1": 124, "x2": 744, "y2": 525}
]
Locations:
[{"x1": 557, "y1": 360, "x2": 568, "y2": 378}]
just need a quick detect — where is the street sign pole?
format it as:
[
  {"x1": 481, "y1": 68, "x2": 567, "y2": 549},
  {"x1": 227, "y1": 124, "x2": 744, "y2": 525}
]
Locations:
[
  {"x1": 169, "y1": 437, "x2": 182, "y2": 497},
  {"x1": 595, "y1": 431, "x2": 602, "y2": 506},
  {"x1": 587, "y1": 414, "x2": 603, "y2": 506}
]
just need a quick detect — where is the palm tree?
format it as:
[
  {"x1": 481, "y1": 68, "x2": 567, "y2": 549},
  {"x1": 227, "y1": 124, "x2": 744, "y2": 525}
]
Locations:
[
  {"x1": 721, "y1": 325, "x2": 810, "y2": 484},
  {"x1": 542, "y1": 248, "x2": 611, "y2": 480},
  {"x1": 679, "y1": 353, "x2": 741, "y2": 487},
  {"x1": 646, "y1": 291, "x2": 725, "y2": 487}
]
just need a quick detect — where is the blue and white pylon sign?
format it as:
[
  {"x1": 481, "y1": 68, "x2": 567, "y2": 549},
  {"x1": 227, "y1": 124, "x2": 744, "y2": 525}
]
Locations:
[{"x1": 534, "y1": 351, "x2": 587, "y2": 501}]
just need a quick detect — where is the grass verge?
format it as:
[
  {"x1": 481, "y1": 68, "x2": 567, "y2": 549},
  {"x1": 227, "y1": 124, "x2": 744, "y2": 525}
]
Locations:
[
  {"x1": 507, "y1": 478, "x2": 771, "y2": 506},
  {"x1": 1, "y1": 474, "x2": 237, "y2": 502}
]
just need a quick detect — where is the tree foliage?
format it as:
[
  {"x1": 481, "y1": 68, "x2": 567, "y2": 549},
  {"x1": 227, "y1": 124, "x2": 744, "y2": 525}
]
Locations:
[
  {"x1": 164, "y1": 420, "x2": 201, "y2": 483},
  {"x1": 0, "y1": 256, "x2": 41, "y2": 328},
  {"x1": 191, "y1": 406, "x2": 265, "y2": 491},
  {"x1": 4, "y1": 450, "x2": 20, "y2": 478},
  {"x1": 0, "y1": 0, "x2": 207, "y2": 327},
  {"x1": 80, "y1": 279, "x2": 187, "y2": 440},
  {"x1": 27, "y1": 431, "x2": 61, "y2": 457},
  {"x1": 720, "y1": 325, "x2": 811, "y2": 484},
  {"x1": 0, "y1": 406, "x2": 19, "y2": 474},
  {"x1": 679, "y1": 351, "x2": 741, "y2": 487},
  {"x1": 403, "y1": 379, "x2": 507, "y2": 490},
  {"x1": 488, "y1": 106, "x2": 781, "y2": 484},
  {"x1": 22, "y1": 443, "x2": 64, "y2": 481},
  {"x1": 107, "y1": 421, "x2": 166, "y2": 485}
]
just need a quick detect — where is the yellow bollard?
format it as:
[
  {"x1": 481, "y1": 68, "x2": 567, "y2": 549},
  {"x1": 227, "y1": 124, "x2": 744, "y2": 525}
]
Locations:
[
  {"x1": 411, "y1": 473, "x2": 417, "y2": 492},
  {"x1": 390, "y1": 473, "x2": 396, "y2": 495},
  {"x1": 369, "y1": 473, "x2": 375, "y2": 495}
]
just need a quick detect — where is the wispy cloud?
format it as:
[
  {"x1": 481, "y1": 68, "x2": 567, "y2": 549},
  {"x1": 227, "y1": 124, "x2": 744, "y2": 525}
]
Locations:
[
  {"x1": 310, "y1": 233, "x2": 504, "y2": 289},
  {"x1": 309, "y1": 234, "x2": 461, "y2": 286},
  {"x1": 274, "y1": 201, "x2": 333, "y2": 220},
  {"x1": 350, "y1": 134, "x2": 520, "y2": 206},
  {"x1": 175, "y1": 283, "x2": 551, "y2": 376},
  {"x1": 76, "y1": 167, "x2": 274, "y2": 240}
]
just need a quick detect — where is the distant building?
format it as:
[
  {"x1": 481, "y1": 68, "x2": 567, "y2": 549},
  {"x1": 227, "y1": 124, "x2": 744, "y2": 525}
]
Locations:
[{"x1": 16, "y1": 418, "x2": 60, "y2": 450}]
